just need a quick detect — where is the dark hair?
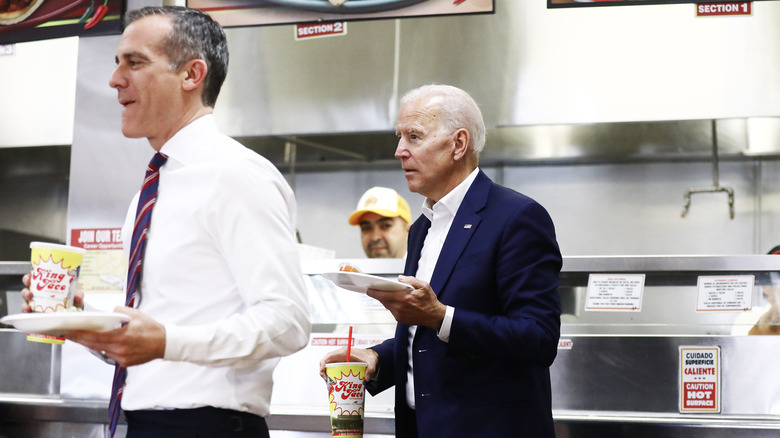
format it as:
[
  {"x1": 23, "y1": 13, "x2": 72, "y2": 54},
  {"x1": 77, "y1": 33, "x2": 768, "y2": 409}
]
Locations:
[{"x1": 124, "y1": 6, "x2": 228, "y2": 108}]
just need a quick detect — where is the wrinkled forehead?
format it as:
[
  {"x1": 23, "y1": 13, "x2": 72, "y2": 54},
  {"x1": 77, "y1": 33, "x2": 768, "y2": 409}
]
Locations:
[{"x1": 398, "y1": 95, "x2": 445, "y2": 130}]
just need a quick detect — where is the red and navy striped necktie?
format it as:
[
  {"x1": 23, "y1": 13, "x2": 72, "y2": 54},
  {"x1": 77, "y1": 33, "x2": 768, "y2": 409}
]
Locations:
[{"x1": 108, "y1": 151, "x2": 167, "y2": 437}]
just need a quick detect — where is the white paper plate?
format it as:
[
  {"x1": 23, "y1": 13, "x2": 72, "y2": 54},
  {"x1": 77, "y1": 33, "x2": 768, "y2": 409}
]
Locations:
[
  {"x1": 0, "y1": 311, "x2": 131, "y2": 336},
  {"x1": 321, "y1": 271, "x2": 413, "y2": 294}
]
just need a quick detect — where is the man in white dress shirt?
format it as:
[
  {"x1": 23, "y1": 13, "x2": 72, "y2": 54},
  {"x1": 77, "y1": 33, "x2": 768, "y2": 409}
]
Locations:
[{"x1": 23, "y1": 6, "x2": 310, "y2": 437}]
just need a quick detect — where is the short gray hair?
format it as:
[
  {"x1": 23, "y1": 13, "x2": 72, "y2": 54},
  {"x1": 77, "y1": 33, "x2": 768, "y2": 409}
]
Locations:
[
  {"x1": 400, "y1": 84, "x2": 486, "y2": 156},
  {"x1": 124, "y1": 6, "x2": 228, "y2": 108}
]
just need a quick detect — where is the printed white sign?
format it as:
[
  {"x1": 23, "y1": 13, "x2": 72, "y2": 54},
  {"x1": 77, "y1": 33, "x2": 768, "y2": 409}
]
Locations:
[
  {"x1": 585, "y1": 274, "x2": 645, "y2": 311},
  {"x1": 696, "y1": 275, "x2": 754, "y2": 311},
  {"x1": 679, "y1": 346, "x2": 721, "y2": 413}
]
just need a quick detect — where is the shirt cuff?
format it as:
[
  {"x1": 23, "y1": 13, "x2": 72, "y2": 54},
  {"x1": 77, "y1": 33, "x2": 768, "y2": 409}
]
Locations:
[
  {"x1": 163, "y1": 323, "x2": 205, "y2": 361},
  {"x1": 436, "y1": 306, "x2": 455, "y2": 342}
]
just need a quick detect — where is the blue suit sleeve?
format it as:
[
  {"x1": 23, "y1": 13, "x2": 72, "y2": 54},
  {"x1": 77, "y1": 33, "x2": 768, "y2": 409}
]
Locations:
[
  {"x1": 447, "y1": 200, "x2": 562, "y2": 367},
  {"x1": 366, "y1": 338, "x2": 396, "y2": 396}
]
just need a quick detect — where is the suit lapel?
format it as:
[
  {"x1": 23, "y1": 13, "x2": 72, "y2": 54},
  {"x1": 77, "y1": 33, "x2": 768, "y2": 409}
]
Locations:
[
  {"x1": 404, "y1": 214, "x2": 430, "y2": 277},
  {"x1": 428, "y1": 171, "x2": 491, "y2": 297},
  {"x1": 398, "y1": 214, "x2": 431, "y2": 352}
]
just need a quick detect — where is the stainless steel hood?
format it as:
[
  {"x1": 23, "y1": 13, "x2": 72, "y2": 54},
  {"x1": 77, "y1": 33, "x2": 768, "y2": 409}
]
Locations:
[
  {"x1": 233, "y1": 117, "x2": 780, "y2": 175},
  {"x1": 209, "y1": 0, "x2": 780, "y2": 167},
  {"x1": 7, "y1": 0, "x2": 780, "y2": 157},
  {"x1": 7, "y1": 0, "x2": 780, "y2": 259}
]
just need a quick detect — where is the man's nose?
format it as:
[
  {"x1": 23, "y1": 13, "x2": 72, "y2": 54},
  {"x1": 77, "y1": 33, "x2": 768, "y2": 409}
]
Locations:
[
  {"x1": 109, "y1": 67, "x2": 124, "y2": 89},
  {"x1": 394, "y1": 140, "x2": 409, "y2": 159}
]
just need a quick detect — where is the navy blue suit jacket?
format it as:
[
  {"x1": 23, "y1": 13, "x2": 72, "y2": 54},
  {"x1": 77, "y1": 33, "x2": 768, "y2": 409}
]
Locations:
[{"x1": 368, "y1": 171, "x2": 562, "y2": 438}]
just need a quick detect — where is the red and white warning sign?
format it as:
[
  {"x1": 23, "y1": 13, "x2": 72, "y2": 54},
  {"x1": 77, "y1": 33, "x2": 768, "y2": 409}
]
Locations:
[{"x1": 679, "y1": 346, "x2": 721, "y2": 413}]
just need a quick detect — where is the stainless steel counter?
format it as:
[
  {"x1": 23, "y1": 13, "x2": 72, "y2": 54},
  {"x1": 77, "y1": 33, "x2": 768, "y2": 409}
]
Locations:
[
  {"x1": 3, "y1": 256, "x2": 780, "y2": 437},
  {"x1": 2, "y1": 395, "x2": 780, "y2": 438},
  {"x1": 0, "y1": 395, "x2": 394, "y2": 437}
]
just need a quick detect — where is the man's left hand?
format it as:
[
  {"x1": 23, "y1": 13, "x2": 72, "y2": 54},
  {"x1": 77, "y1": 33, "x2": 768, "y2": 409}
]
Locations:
[{"x1": 65, "y1": 307, "x2": 166, "y2": 368}]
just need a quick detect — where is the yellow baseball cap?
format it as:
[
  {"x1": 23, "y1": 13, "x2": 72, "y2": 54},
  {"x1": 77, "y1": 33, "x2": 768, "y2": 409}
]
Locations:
[{"x1": 348, "y1": 187, "x2": 411, "y2": 225}]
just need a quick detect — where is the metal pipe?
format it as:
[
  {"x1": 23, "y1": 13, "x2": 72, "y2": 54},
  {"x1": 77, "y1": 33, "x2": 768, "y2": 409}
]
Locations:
[
  {"x1": 711, "y1": 119, "x2": 720, "y2": 187},
  {"x1": 680, "y1": 120, "x2": 735, "y2": 219}
]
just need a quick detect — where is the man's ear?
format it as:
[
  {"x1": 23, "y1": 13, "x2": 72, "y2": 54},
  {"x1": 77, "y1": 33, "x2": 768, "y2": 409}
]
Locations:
[
  {"x1": 181, "y1": 59, "x2": 208, "y2": 92},
  {"x1": 452, "y1": 128, "x2": 470, "y2": 162}
]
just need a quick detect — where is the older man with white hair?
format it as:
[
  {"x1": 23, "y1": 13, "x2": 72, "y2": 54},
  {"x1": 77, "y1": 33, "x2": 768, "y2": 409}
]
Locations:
[{"x1": 321, "y1": 84, "x2": 563, "y2": 438}]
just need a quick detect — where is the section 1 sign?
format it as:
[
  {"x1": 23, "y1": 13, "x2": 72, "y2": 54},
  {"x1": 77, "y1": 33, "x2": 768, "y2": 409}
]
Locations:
[{"x1": 696, "y1": 2, "x2": 752, "y2": 16}]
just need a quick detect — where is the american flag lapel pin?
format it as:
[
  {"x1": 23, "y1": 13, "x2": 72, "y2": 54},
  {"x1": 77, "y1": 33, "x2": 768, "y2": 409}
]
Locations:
[{"x1": 464, "y1": 224, "x2": 472, "y2": 229}]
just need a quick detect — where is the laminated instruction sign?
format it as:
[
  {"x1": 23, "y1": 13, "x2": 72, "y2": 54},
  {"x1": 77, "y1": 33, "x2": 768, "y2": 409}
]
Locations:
[
  {"x1": 696, "y1": 275, "x2": 754, "y2": 311},
  {"x1": 679, "y1": 346, "x2": 721, "y2": 413},
  {"x1": 585, "y1": 274, "x2": 645, "y2": 311}
]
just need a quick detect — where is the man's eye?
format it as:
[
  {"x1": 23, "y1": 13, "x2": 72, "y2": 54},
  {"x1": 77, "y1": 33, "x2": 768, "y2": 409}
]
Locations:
[{"x1": 125, "y1": 58, "x2": 145, "y2": 67}]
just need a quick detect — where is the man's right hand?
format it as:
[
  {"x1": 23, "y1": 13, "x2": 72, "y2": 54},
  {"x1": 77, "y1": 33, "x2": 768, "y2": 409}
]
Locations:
[
  {"x1": 21, "y1": 273, "x2": 85, "y2": 313},
  {"x1": 319, "y1": 347, "x2": 379, "y2": 382}
]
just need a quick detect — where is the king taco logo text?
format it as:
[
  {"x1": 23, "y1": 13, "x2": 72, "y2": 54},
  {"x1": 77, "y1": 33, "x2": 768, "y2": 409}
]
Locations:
[
  {"x1": 31, "y1": 260, "x2": 74, "y2": 294},
  {"x1": 332, "y1": 380, "x2": 363, "y2": 400}
]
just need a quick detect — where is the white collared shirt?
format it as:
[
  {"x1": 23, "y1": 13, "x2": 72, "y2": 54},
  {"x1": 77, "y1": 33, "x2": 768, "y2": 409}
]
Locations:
[
  {"x1": 120, "y1": 115, "x2": 311, "y2": 416},
  {"x1": 406, "y1": 167, "x2": 480, "y2": 409}
]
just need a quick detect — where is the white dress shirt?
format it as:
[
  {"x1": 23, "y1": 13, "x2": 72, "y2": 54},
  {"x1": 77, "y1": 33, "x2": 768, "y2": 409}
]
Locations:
[
  {"x1": 120, "y1": 115, "x2": 311, "y2": 416},
  {"x1": 405, "y1": 168, "x2": 479, "y2": 409}
]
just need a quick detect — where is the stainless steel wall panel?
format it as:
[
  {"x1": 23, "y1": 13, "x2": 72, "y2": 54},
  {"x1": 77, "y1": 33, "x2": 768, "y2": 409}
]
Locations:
[
  {"x1": 497, "y1": 160, "x2": 763, "y2": 256},
  {"x1": 67, "y1": 35, "x2": 152, "y2": 234},
  {"x1": 216, "y1": 20, "x2": 398, "y2": 137},
  {"x1": 0, "y1": 331, "x2": 58, "y2": 395},
  {"x1": 209, "y1": 0, "x2": 780, "y2": 136},
  {"x1": 62, "y1": 1, "x2": 780, "y2": 260},
  {"x1": 394, "y1": 1, "x2": 780, "y2": 127},
  {"x1": 552, "y1": 336, "x2": 780, "y2": 415},
  {"x1": 0, "y1": 174, "x2": 69, "y2": 245},
  {"x1": 395, "y1": 4, "x2": 522, "y2": 128},
  {"x1": 0, "y1": 422, "x2": 109, "y2": 438}
]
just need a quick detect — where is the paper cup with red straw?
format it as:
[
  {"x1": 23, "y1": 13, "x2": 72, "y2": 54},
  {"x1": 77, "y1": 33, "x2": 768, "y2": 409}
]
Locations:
[
  {"x1": 327, "y1": 326, "x2": 365, "y2": 437},
  {"x1": 346, "y1": 326, "x2": 353, "y2": 362}
]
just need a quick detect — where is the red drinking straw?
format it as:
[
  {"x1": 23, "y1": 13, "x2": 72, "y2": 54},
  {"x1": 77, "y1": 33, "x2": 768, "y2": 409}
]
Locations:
[{"x1": 346, "y1": 326, "x2": 353, "y2": 363}]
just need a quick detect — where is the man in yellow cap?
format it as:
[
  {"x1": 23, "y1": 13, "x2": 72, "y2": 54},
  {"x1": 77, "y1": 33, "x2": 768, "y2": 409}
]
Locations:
[{"x1": 348, "y1": 187, "x2": 411, "y2": 258}]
